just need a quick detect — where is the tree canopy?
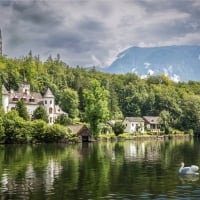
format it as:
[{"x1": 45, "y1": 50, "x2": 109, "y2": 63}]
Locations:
[
  {"x1": 83, "y1": 79, "x2": 109, "y2": 137},
  {"x1": 1, "y1": 54, "x2": 200, "y2": 135}
]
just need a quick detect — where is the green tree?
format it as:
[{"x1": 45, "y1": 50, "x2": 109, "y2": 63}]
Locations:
[
  {"x1": 55, "y1": 114, "x2": 71, "y2": 126},
  {"x1": 3, "y1": 110, "x2": 30, "y2": 143},
  {"x1": 83, "y1": 80, "x2": 110, "y2": 137},
  {"x1": 32, "y1": 105, "x2": 48, "y2": 123},
  {"x1": 180, "y1": 94, "x2": 200, "y2": 135},
  {"x1": 44, "y1": 124, "x2": 67, "y2": 142},
  {"x1": 108, "y1": 84, "x2": 123, "y2": 119},
  {"x1": 31, "y1": 119, "x2": 48, "y2": 142},
  {"x1": 60, "y1": 88, "x2": 79, "y2": 119},
  {"x1": 112, "y1": 122, "x2": 125, "y2": 136},
  {"x1": 15, "y1": 100, "x2": 30, "y2": 120},
  {"x1": 159, "y1": 110, "x2": 171, "y2": 134}
]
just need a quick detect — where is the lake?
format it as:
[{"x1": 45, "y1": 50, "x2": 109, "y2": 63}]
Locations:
[{"x1": 0, "y1": 138, "x2": 200, "y2": 199}]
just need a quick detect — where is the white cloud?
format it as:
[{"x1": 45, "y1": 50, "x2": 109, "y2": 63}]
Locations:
[
  {"x1": 170, "y1": 74, "x2": 180, "y2": 82},
  {"x1": 144, "y1": 62, "x2": 151, "y2": 68},
  {"x1": 148, "y1": 69, "x2": 154, "y2": 76},
  {"x1": 0, "y1": 0, "x2": 200, "y2": 67},
  {"x1": 164, "y1": 65, "x2": 173, "y2": 76}
]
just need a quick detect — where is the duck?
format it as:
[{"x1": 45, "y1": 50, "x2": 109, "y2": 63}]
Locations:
[{"x1": 179, "y1": 162, "x2": 199, "y2": 175}]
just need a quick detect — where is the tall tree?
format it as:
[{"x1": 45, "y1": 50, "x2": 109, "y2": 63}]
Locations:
[
  {"x1": 32, "y1": 105, "x2": 48, "y2": 123},
  {"x1": 15, "y1": 100, "x2": 30, "y2": 121},
  {"x1": 55, "y1": 113, "x2": 70, "y2": 126},
  {"x1": 83, "y1": 79, "x2": 110, "y2": 137},
  {"x1": 60, "y1": 88, "x2": 79, "y2": 119},
  {"x1": 180, "y1": 94, "x2": 200, "y2": 134},
  {"x1": 159, "y1": 110, "x2": 171, "y2": 134}
]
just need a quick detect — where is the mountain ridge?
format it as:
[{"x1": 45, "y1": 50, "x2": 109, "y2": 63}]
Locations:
[{"x1": 101, "y1": 45, "x2": 200, "y2": 82}]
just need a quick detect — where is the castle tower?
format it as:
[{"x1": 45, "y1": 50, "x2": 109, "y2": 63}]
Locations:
[
  {"x1": 43, "y1": 88, "x2": 55, "y2": 124},
  {"x1": 0, "y1": 29, "x2": 2, "y2": 55},
  {"x1": 19, "y1": 79, "x2": 30, "y2": 95}
]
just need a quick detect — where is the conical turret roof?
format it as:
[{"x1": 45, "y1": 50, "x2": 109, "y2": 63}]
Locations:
[{"x1": 43, "y1": 88, "x2": 54, "y2": 98}]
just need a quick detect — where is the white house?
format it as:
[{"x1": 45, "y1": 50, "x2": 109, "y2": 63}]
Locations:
[
  {"x1": 143, "y1": 116, "x2": 160, "y2": 133},
  {"x1": 2, "y1": 82, "x2": 66, "y2": 124},
  {"x1": 123, "y1": 117, "x2": 145, "y2": 134}
]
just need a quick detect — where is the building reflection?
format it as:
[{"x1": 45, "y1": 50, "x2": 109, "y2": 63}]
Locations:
[
  {"x1": 123, "y1": 141, "x2": 161, "y2": 162},
  {"x1": 44, "y1": 159, "x2": 63, "y2": 192}
]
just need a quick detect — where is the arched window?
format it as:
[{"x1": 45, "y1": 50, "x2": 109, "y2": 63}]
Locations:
[{"x1": 49, "y1": 107, "x2": 53, "y2": 114}]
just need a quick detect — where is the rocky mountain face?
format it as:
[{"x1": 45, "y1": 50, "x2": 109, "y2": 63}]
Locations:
[{"x1": 102, "y1": 45, "x2": 200, "y2": 82}]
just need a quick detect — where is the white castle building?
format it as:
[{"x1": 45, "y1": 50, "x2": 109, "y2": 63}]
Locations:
[{"x1": 2, "y1": 82, "x2": 66, "y2": 124}]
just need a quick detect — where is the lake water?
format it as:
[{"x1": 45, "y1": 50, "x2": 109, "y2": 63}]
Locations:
[{"x1": 1, "y1": 138, "x2": 200, "y2": 199}]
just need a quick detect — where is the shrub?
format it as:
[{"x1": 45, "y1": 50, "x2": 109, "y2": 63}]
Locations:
[
  {"x1": 31, "y1": 120, "x2": 48, "y2": 142},
  {"x1": 65, "y1": 133, "x2": 79, "y2": 143},
  {"x1": 0, "y1": 116, "x2": 5, "y2": 143},
  {"x1": 44, "y1": 124, "x2": 67, "y2": 142},
  {"x1": 112, "y1": 122, "x2": 125, "y2": 136},
  {"x1": 3, "y1": 110, "x2": 31, "y2": 143},
  {"x1": 55, "y1": 114, "x2": 71, "y2": 126}
]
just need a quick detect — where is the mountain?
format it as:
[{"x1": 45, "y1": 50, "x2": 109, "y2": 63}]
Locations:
[{"x1": 102, "y1": 45, "x2": 200, "y2": 82}]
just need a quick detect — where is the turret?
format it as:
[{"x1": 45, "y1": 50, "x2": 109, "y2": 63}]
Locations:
[
  {"x1": 19, "y1": 81, "x2": 30, "y2": 95},
  {"x1": 43, "y1": 88, "x2": 55, "y2": 124}
]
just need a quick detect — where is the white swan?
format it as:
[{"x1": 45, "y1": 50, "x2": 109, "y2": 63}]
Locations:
[{"x1": 179, "y1": 162, "x2": 199, "y2": 175}]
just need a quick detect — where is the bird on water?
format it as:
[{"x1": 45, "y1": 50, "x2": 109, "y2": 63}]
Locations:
[{"x1": 179, "y1": 162, "x2": 199, "y2": 175}]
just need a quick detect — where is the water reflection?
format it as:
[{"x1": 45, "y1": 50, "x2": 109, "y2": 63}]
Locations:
[
  {"x1": 179, "y1": 174, "x2": 199, "y2": 183},
  {"x1": 44, "y1": 159, "x2": 62, "y2": 192},
  {"x1": 0, "y1": 139, "x2": 200, "y2": 199}
]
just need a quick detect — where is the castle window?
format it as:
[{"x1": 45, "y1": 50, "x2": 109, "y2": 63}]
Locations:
[
  {"x1": 49, "y1": 107, "x2": 53, "y2": 114},
  {"x1": 49, "y1": 117, "x2": 52, "y2": 123},
  {"x1": 12, "y1": 97, "x2": 18, "y2": 101},
  {"x1": 45, "y1": 100, "x2": 47, "y2": 104},
  {"x1": 29, "y1": 97, "x2": 35, "y2": 102},
  {"x1": 50, "y1": 100, "x2": 52, "y2": 104}
]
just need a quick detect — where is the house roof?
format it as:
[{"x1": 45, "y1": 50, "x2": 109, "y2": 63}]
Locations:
[
  {"x1": 125, "y1": 117, "x2": 144, "y2": 122},
  {"x1": 143, "y1": 116, "x2": 160, "y2": 124},
  {"x1": 68, "y1": 125, "x2": 91, "y2": 136},
  {"x1": 9, "y1": 91, "x2": 43, "y2": 105},
  {"x1": 54, "y1": 105, "x2": 66, "y2": 115}
]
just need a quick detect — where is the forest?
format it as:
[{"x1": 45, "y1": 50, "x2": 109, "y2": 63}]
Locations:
[{"x1": 0, "y1": 52, "x2": 200, "y2": 142}]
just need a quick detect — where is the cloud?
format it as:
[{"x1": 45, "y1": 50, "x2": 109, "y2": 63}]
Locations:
[{"x1": 0, "y1": 0, "x2": 200, "y2": 67}]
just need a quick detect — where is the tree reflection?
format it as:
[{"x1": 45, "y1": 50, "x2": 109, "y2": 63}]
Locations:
[{"x1": 0, "y1": 138, "x2": 199, "y2": 199}]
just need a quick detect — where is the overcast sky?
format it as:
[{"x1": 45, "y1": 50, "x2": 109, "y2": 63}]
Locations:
[{"x1": 0, "y1": 0, "x2": 200, "y2": 67}]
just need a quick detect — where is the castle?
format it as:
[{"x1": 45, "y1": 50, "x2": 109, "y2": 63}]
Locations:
[{"x1": 1, "y1": 82, "x2": 66, "y2": 124}]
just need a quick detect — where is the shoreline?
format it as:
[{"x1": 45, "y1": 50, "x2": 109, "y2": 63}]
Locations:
[{"x1": 98, "y1": 133, "x2": 192, "y2": 142}]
